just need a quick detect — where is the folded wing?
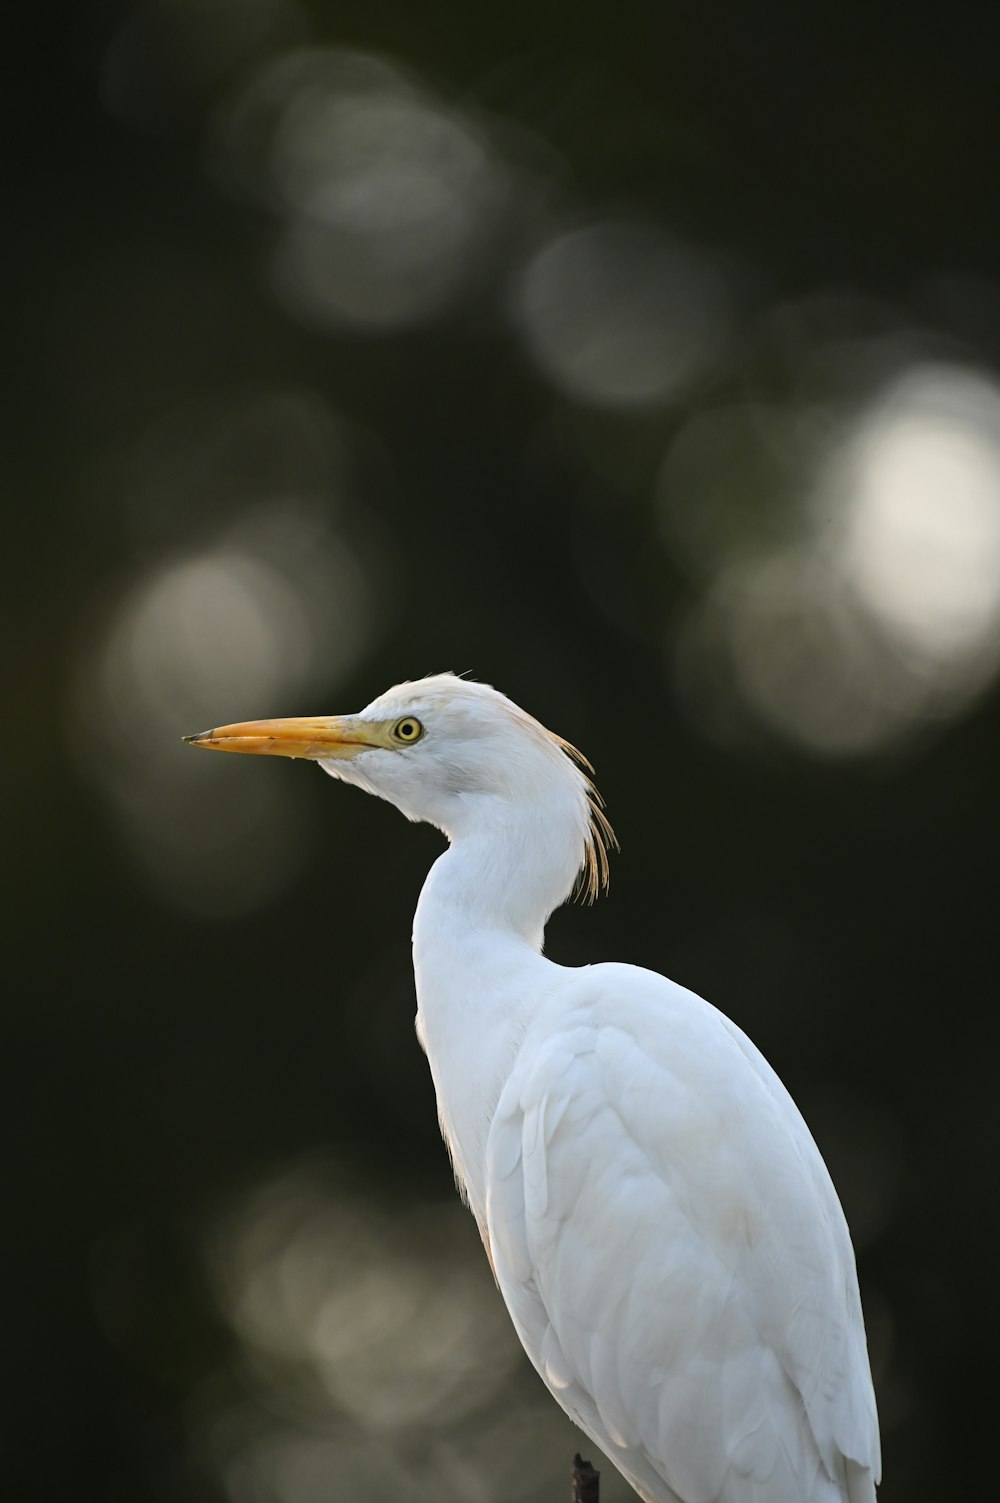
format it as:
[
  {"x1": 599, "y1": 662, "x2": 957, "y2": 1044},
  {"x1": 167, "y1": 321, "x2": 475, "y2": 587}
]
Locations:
[{"x1": 485, "y1": 964, "x2": 880, "y2": 1503}]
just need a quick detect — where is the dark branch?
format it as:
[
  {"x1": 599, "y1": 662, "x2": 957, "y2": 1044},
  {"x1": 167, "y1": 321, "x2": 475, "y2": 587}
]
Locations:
[{"x1": 571, "y1": 1452, "x2": 600, "y2": 1503}]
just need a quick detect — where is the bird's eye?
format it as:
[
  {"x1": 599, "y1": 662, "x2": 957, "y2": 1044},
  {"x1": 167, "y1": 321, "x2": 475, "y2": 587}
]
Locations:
[{"x1": 392, "y1": 717, "x2": 424, "y2": 744}]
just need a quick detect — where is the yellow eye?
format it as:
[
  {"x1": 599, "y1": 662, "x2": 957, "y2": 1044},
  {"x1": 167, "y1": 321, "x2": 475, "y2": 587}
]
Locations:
[{"x1": 392, "y1": 716, "x2": 424, "y2": 744}]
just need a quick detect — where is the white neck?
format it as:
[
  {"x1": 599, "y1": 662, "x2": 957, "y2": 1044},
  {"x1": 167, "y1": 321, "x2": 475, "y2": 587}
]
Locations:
[
  {"x1": 411, "y1": 799, "x2": 582, "y2": 1228},
  {"x1": 421, "y1": 793, "x2": 586, "y2": 947}
]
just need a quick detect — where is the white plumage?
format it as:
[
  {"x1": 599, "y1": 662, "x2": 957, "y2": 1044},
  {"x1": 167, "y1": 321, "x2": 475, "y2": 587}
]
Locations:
[{"x1": 188, "y1": 672, "x2": 881, "y2": 1503}]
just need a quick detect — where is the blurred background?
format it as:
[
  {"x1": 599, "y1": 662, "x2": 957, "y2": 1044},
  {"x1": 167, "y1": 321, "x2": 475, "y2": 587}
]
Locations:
[{"x1": 9, "y1": 2, "x2": 1000, "y2": 1499}]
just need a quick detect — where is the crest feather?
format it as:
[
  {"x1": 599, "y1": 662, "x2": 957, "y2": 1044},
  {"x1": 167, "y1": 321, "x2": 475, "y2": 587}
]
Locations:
[{"x1": 552, "y1": 735, "x2": 619, "y2": 903}]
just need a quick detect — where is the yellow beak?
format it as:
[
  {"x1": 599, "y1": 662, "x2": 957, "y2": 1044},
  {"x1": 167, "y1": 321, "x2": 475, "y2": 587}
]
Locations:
[{"x1": 184, "y1": 714, "x2": 381, "y2": 760}]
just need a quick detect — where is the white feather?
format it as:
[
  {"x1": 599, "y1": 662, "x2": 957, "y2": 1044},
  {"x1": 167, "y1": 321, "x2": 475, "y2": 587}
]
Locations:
[{"x1": 315, "y1": 674, "x2": 880, "y2": 1503}]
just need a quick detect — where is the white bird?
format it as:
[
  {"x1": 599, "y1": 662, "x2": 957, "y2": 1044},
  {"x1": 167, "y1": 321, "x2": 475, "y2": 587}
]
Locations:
[{"x1": 187, "y1": 672, "x2": 881, "y2": 1503}]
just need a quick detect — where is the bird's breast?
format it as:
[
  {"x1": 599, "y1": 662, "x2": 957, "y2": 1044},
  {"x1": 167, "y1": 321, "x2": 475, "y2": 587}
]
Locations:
[{"x1": 412, "y1": 937, "x2": 553, "y2": 1232}]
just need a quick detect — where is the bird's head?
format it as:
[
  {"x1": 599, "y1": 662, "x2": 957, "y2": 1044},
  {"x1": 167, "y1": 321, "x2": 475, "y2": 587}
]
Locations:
[{"x1": 186, "y1": 673, "x2": 614, "y2": 900}]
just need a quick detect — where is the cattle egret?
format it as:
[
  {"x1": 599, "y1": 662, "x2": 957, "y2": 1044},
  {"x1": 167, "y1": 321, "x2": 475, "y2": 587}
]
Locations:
[{"x1": 187, "y1": 673, "x2": 881, "y2": 1503}]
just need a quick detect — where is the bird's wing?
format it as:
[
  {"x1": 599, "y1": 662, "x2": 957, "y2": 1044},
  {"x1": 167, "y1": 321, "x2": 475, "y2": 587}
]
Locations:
[{"x1": 485, "y1": 963, "x2": 880, "y2": 1503}]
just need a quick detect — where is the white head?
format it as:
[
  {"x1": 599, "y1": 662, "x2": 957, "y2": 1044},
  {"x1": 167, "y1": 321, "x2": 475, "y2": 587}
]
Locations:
[{"x1": 186, "y1": 673, "x2": 614, "y2": 905}]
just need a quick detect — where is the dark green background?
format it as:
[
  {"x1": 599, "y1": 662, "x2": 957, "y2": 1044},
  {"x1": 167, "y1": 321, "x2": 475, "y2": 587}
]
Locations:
[{"x1": 10, "y1": 3, "x2": 999, "y2": 1500}]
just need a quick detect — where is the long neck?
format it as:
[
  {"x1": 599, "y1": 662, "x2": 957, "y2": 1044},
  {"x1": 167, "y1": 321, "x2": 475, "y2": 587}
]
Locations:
[
  {"x1": 411, "y1": 800, "x2": 582, "y2": 1225},
  {"x1": 420, "y1": 795, "x2": 585, "y2": 950}
]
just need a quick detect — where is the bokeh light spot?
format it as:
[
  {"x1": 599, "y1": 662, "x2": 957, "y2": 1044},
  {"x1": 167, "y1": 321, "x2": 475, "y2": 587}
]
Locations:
[
  {"x1": 208, "y1": 1166, "x2": 520, "y2": 1429},
  {"x1": 72, "y1": 491, "x2": 373, "y2": 917},
  {"x1": 514, "y1": 222, "x2": 731, "y2": 409},
  {"x1": 674, "y1": 552, "x2": 921, "y2": 756},
  {"x1": 191, "y1": 1157, "x2": 636, "y2": 1503},
  {"x1": 835, "y1": 364, "x2": 1000, "y2": 668},
  {"x1": 666, "y1": 357, "x2": 1000, "y2": 757},
  {"x1": 212, "y1": 48, "x2": 509, "y2": 331}
]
